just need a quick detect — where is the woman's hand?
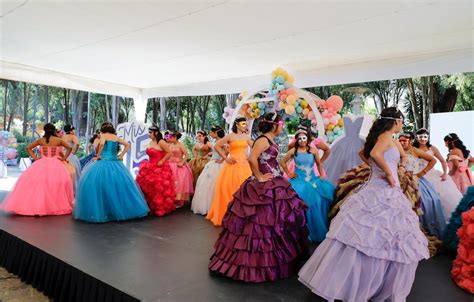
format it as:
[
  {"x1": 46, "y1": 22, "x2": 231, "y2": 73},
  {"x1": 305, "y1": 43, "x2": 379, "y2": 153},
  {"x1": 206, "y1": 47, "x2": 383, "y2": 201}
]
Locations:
[
  {"x1": 215, "y1": 159, "x2": 224, "y2": 164},
  {"x1": 440, "y1": 173, "x2": 447, "y2": 181},
  {"x1": 177, "y1": 161, "x2": 184, "y2": 167},
  {"x1": 287, "y1": 171, "x2": 297, "y2": 179},
  {"x1": 226, "y1": 157, "x2": 237, "y2": 165},
  {"x1": 384, "y1": 173, "x2": 396, "y2": 188},
  {"x1": 258, "y1": 173, "x2": 273, "y2": 182},
  {"x1": 157, "y1": 161, "x2": 163, "y2": 167}
]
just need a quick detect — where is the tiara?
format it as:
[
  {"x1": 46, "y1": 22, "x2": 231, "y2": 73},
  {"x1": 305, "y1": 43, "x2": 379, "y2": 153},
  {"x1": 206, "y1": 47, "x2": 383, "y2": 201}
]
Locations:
[{"x1": 294, "y1": 129, "x2": 307, "y2": 136}]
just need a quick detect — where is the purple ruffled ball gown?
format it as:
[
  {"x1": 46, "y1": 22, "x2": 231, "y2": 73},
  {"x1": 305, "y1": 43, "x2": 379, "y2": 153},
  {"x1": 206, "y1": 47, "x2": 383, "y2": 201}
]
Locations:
[
  {"x1": 299, "y1": 146, "x2": 429, "y2": 301},
  {"x1": 208, "y1": 136, "x2": 309, "y2": 282}
]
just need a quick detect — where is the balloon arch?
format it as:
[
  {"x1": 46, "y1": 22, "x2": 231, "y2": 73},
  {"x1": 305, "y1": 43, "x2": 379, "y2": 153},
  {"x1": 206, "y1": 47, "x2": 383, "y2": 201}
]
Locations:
[
  {"x1": 223, "y1": 68, "x2": 345, "y2": 149},
  {"x1": 227, "y1": 86, "x2": 327, "y2": 142}
]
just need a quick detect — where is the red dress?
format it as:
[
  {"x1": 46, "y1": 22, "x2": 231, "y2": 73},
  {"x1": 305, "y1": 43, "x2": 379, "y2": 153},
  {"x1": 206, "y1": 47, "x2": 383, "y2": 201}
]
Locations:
[
  {"x1": 452, "y1": 205, "x2": 474, "y2": 293},
  {"x1": 136, "y1": 148, "x2": 176, "y2": 216}
]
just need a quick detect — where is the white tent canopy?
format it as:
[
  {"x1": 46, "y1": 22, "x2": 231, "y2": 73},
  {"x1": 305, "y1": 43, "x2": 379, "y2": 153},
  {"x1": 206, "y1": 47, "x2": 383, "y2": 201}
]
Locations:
[{"x1": 1, "y1": 0, "x2": 473, "y2": 117}]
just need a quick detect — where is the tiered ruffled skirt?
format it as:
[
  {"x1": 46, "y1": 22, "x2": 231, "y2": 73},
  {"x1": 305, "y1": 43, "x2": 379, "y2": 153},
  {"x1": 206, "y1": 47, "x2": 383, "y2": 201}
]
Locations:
[{"x1": 209, "y1": 176, "x2": 309, "y2": 282}]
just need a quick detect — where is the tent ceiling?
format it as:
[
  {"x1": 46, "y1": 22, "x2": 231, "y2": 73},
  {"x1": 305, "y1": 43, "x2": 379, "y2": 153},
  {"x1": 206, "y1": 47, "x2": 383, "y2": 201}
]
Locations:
[{"x1": 1, "y1": 0, "x2": 473, "y2": 98}]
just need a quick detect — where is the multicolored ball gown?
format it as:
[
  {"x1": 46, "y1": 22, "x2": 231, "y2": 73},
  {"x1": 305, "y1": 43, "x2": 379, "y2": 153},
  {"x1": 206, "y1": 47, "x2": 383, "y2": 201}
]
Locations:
[
  {"x1": 206, "y1": 140, "x2": 252, "y2": 226},
  {"x1": 209, "y1": 136, "x2": 309, "y2": 282},
  {"x1": 406, "y1": 154, "x2": 446, "y2": 237},
  {"x1": 448, "y1": 154, "x2": 473, "y2": 194},
  {"x1": 288, "y1": 152, "x2": 334, "y2": 242},
  {"x1": 0, "y1": 146, "x2": 74, "y2": 216},
  {"x1": 169, "y1": 145, "x2": 194, "y2": 206},
  {"x1": 299, "y1": 147, "x2": 429, "y2": 301},
  {"x1": 74, "y1": 141, "x2": 149, "y2": 223},
  {"x1": 136, "y1": 148, "x2": 176, "y2": 216},
  {"x1": 191, "y1": 146, "x2": 224, "y2": 215}
]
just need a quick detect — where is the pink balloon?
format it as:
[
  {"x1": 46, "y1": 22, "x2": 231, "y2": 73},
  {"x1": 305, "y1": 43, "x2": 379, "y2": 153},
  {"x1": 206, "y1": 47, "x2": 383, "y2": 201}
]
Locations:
[
  {"x1": 326, "y1": 95, "x2": 343, "y2": 111},
  {"x1": 316, "y1": 99, "x2": 326, "y2": 108},
  {"x1": 323, "y1": 118, "x2": 329, "y2": 125},
  {"x1": 330, "y1": 116, "x2": 339, "y2": 124}
]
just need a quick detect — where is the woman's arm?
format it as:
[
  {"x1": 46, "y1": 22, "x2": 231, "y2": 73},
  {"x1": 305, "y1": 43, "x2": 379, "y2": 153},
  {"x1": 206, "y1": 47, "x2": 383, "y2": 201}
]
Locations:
[
  {"x1": 59, "y1": 139, "x2": 73, "y2": 160},
  {"x1": 26, "y1": 139, "x2": 41, "y2": 161},
  {"x1": 359, "y1": 148, "x2": 370, "y2": 165},
  {"x1": 117, "y1": 138, "x2": 130, "y2": 160},
  {"x1": 413, "y1": 147, "x2": 436, "y2": 177},
  {"x1": 215, "y1": 134, "x2": 234, "y2": 164},
  {"x1": 157, "y1": 140, "x2": 172, "y2": 166},
  {"x1": 316, "y1": 140, "x2": 330, "y2": 162},
  {"x1": 394, "y1": 140, "x2": 407, "y2": 167},
  {"x1": 73, "y1": 135, "x2": 80, "y2": 154},
  {"x1": 180, "y1": 143, "x2": 189, "y2": 163},
  {"x1": 248, "y1": 137, "x2": 271, "y2": 182},
  {"x1": 310, "y1": 146, "x2": 324, "y2": 177},
  {"x1": 280, "y1": 148, "x2": 296, "y2": 178},
  {"x1": 87, "y1": 143, "x2": 92, "y2": 153},
  {"x1": 288, "y1": 138, "x2": 296, "y2": 149},
  {"x1": 431, "y1": 145, "x2": 448, "y2": 179},
  {"x1": 369, "y1": 135, "x2": 396, "y2": 187}
]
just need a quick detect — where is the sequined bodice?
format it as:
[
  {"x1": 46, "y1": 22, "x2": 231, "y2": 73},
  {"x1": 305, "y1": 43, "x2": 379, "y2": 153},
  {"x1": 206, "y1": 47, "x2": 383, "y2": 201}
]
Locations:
[
  {"x1": 170, "y1": 145, "x2": 183, "y2": 163},
  {"x1": 146, "y1": 148, "x2": 166, "y2": 164},
  {"x1": 195, "y1": 144, "x2": 209, "y2": 158},
  {"x1": 294, "y1": 152, "x2": 317, "y2": 181},
  {"x1": 405, "y1": 153, "x2": 420, "y2": 174},
  {"x1": 229, "y1": 140, "x2": 248, "y2": 161},
  {"x1": 258, "y1": 140, "x2": 282, "y2": 177},
  {"x1": 40, "y1": 146, "x2": 63, "y2": 158},
  {"x1": 368, "y1": 147, "x2": 400, "y2": 187},
  {"x1": 101, "y1": 141, "x2": 119, "y2": 160}
]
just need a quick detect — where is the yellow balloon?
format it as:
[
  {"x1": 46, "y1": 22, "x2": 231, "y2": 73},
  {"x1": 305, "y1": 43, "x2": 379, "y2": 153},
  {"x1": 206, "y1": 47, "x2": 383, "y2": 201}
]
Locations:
[
  {"x1": 275, "y1": 67, "x2": 284, "y2": 76},
  {"x1": 279, "y1": 101, "x2": 286, "y2": 109},
  {"x1": 300, "y1": 100, "x2": 308, "y2": 108},
  {"x1": 271, "y1": 71, "x2": 277, "y2": 78},
  {"x1": 287, "y1": 95, "x2": 297, "y2": 104},
  {"x1": 255, "y1": 108, "x2": 260, "y2": 114},
  {"x1": 282, "y1": 70, "x2": 289, "y2": 80},
  {"x1": 338, "y1": 118, "x2": 344, "y2": 127},
  {"x1": 252, "y1": 103, "x2": 258, "y2": 109},
  {"x1": 287, "y1": 74, "x2": 295, "y2": 84},
  {"x1": 327, "y1": 124, "x2": 335, "y2": 131}
]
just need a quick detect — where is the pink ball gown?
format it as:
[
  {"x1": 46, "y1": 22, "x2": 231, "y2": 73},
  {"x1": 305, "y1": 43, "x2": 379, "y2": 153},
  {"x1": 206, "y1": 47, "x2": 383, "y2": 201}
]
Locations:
[
  {"x1": 0, "y1": 146, "x2": 74, "y2": 216},
  {"x1": 168, "y1": 144, "x2": 194, "y2": 205},
  {"x1": 448, "y1": 154, "x2": 473, "y2": 194}
]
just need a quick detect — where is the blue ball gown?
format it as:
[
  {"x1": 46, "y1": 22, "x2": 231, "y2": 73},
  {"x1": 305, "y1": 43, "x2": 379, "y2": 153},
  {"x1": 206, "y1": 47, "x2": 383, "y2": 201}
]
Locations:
[
  {"x1": 289, "y1": 152, "x2": 335, "y2": 242},
  {"x1": 74, "y1": 140, "x2": 150, "y2": 223}
]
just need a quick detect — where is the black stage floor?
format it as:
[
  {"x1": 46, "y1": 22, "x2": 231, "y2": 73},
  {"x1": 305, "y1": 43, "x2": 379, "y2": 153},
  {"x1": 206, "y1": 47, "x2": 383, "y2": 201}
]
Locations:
[{"x1": 0, "y1": 191, "x2": 472, "y2": 302}]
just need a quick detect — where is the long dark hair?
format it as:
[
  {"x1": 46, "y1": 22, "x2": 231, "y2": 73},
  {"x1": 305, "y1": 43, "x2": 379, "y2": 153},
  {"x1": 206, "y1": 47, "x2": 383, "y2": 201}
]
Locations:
[
  {"x1": 444, "y1": 133, "x2": 470, "y2": 159},
  {"x1": 294, "y1": 130, "x2": 310, "y2": 158},
  {"x1": 258, "y1": 112, "x2": 282, "y2": 134},
  {"x1": 197, "y1": 130, "x2": 209, "y2": 144},
  {"x1": 101, "y1": 122, "x2": 116, "y2": 134},
  {"x1": 89, "y1": 130, "x2": 100, "y2": 144},
  {"x1": 412, "y1": 128, "x2": 431, "y2": 148},
  {"x1": 211, "y1": 125, "x2": 225, "y2": 138},
  {"x1": 149, "y1": 125, "x2": 163, "y2": 142},
  {"x1": 232, "y1": 117, "x2": 247, "y2": 134},
  {"x1": 363, "y1": 107, "x2": 404, "y2": 158},
  {"x1": 43, "y1": 123, "x2": 56, "y2": 143}
]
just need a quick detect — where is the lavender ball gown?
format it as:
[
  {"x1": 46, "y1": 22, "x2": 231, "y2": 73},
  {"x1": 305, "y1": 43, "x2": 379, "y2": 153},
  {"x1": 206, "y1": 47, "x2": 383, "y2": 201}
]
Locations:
[
  {"x1": 299, "y1": 147, "x2": 429, "y2": 301},
  {"x1": 324, "y1": 116, "x2": 365, "y2": 185}
]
